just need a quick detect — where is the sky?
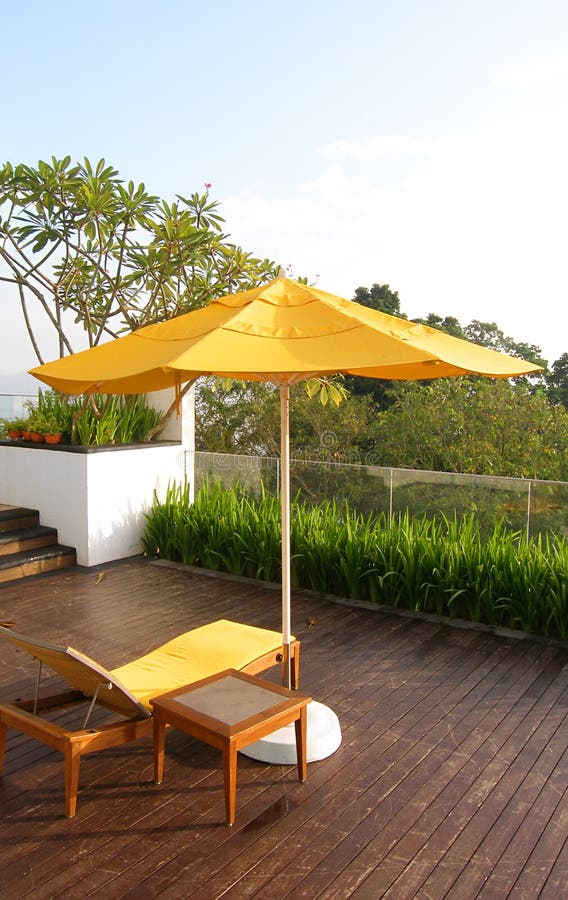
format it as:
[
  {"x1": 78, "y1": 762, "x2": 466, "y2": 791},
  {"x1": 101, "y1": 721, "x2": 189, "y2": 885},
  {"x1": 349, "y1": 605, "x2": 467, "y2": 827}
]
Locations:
[{"x1": 1, "y1": 0, "x2": 567, "y2": 385}]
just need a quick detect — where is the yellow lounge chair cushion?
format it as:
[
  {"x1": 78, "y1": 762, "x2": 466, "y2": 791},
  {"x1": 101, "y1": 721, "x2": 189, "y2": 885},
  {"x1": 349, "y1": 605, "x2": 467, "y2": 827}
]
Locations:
[{"x1": 111, "y1": 619, "x2": 291, "y2": 710}]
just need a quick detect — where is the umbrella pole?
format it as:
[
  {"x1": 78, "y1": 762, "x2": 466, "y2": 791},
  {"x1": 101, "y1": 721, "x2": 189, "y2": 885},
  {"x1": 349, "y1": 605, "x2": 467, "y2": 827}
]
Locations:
[
  {"x1": 243, "y1": 382, "x2": 342, "y2": 764},
  {"x1": 280, "y1": 384, "x2": 292, "y2": 688}
]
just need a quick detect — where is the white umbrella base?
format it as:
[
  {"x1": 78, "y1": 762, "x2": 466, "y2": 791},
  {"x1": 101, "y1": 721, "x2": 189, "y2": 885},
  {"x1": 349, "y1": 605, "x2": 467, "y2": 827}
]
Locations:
[{"x1": 241, "y1": 700, "x2": 342, "y2": 765}]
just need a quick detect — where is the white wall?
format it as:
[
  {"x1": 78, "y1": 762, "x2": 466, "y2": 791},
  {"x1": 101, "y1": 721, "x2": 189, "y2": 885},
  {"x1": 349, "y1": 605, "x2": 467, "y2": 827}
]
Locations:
[{"x1": 0, "y1": 387, "x2": 194, "y2": 566}]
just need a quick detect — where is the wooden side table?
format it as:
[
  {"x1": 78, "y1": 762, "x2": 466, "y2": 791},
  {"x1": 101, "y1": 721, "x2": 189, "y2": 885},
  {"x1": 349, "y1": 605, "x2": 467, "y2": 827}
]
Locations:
[{"x1": 150, "y1": 668, "x2": 311, "y2": 825}]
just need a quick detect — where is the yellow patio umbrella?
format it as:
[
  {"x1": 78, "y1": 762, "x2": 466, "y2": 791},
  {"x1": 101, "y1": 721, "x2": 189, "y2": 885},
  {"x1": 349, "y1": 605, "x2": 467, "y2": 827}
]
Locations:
[{"x1": 30, "y1": 276, "x2": 542, "y2": 692}]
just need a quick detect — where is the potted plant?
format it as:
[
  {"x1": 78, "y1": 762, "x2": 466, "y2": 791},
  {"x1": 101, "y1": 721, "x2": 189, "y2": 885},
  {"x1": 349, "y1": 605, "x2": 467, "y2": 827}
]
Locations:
[
  {"x1": 1, "y1": 417, "x2": 28, "y2": 440},
  {"x1": 43, "y1": 410, "x2": 66, "y2": 444},
  {"x1": 49, "y1": 403, "x2": 75, "y2": 443},
  {"x1": 26, "y1": 411, "x2": 47, "y2": 442}
]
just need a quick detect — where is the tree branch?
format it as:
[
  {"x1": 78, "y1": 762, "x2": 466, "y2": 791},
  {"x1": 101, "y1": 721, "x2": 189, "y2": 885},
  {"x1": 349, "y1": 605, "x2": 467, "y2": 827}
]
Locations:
[{"x1": 18, "y1": 282, "x2": 45, "y2": 365}]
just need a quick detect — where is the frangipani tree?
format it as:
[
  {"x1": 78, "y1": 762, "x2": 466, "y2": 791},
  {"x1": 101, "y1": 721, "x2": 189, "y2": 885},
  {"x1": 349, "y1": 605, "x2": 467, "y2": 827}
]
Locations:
[{"x1": 0, "y1": 156, "x2": 276, "y2": 364}]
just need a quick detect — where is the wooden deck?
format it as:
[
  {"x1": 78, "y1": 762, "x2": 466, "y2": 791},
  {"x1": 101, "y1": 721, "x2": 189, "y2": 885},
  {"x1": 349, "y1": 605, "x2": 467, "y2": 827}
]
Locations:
[{"x1": 0, "y1": 558, "x2": 567, "y2": 899}]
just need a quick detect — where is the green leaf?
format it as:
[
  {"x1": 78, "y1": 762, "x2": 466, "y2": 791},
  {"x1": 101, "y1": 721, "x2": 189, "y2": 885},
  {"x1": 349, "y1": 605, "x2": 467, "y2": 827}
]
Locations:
[{"x1": 32, "y1": 234, "x2": 49, "y2": 252}]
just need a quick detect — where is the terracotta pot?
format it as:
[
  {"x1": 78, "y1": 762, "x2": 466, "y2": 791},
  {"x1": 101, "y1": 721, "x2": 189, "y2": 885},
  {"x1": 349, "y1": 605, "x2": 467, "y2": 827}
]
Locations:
[
  {"x1": 44, "y1": 433, "x2": 62, "y2": 445},
  {"x1": 22, "y1": 430, "x2": 31, "y2": 440},
  {"x1": 30, "y1": 432, "x2": 44, "y2": 443},
  {"x1": 8, "y1": 430, "x2": 22, "y2": 440}
]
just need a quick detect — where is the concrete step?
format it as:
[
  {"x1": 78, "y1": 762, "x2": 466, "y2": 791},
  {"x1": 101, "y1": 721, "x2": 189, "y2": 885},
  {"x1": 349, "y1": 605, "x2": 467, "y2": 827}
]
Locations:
[
  {"x1": 0, "y1": 524, "x2": 59, "y2": 557},
  {"x1": 0, "y1": 505, "x2": 40, "y2": 533},
  {"x1": 0, "y1": 545, "x2": 77, "y2": 584}
]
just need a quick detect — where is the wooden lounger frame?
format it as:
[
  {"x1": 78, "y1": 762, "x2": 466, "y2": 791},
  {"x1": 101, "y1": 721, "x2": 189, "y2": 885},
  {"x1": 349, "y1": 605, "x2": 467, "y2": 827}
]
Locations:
[{"x1": 0, "y1": 627, "x2": 300, "y2": 818}]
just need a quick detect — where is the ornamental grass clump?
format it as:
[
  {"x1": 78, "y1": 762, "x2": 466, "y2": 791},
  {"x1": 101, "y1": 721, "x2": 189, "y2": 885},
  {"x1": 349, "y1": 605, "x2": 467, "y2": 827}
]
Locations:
[
  {"x1": 22, "y1": 390, "x2": 165, "y2": 445},
  {"x1": 143, "y1": 481, "x2": 282, "y2": 581},
  {"x1": 142, "y1": 481, "x2": 568, "y2": 640},
  {"x1": 72, "y1": 394, "x2": 164, "y2": 445}
]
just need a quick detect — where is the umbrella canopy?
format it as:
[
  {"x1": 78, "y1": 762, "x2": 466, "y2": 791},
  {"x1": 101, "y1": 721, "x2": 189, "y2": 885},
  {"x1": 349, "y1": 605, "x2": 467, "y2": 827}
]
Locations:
[
  {"x1": 30, "y1": 276, "x2": 542, "y2": 686},
  {"x1": 30, "y1": 277, "x2": 538, "y2": 395}
]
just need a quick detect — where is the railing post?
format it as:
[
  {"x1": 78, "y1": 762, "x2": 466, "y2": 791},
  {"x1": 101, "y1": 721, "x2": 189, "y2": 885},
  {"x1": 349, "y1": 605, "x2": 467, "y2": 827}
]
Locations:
[{"x1": 526, "y1": 480, "x2": 532, "y2": 545}]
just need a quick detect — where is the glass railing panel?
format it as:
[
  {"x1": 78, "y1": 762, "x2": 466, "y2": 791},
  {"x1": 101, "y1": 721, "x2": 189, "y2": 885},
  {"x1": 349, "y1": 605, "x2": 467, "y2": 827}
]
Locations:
[
  {"x1": 528, "y1": 480, "x2": 568, "y2": 540},
  {"x1": 390, "y1": 468, "x2": 531, "y2": 538},
  {"x1": 0, "y1": 393, "x2": 37, "y2": 419},
  {"x1": 192, "y1": 451, "x2": 567, "y2": 541},
  {"x1": 194, "y1": 451, "x2": 278, "y2": 496},
  {"x1": 289, "y1": 459, "x2": 392, "y2": 517}
]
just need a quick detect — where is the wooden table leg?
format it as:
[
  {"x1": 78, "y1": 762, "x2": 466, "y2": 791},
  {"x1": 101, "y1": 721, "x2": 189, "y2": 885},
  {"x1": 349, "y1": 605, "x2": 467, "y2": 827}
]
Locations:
[
  {"x1": 295, "y1": 704, "x2": 307, "y2": 782},
  {"x1": 153, "y1": 712, "x2": 166, "y2": 784},
  {"x1": 222, "y1": 740, "x2": 237, "y2": 826}
]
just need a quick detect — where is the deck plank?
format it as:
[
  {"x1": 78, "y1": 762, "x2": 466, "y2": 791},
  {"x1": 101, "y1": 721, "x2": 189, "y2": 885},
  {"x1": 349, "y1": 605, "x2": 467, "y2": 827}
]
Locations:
[{"x1": 0, "y1": 557, "x2": 566, "y2": 899}]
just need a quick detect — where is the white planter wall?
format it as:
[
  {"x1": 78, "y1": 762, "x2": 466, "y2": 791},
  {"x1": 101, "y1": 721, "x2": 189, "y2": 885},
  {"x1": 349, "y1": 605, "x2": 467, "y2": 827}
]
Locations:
[{"x1": 0, "y1": 387, "x2": 194, "y2": 567}]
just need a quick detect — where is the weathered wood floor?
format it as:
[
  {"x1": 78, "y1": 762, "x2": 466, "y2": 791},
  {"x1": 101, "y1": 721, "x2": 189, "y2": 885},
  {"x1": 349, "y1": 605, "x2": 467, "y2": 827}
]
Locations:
[{"x1": 0, "y1": 558, "x2": 567, "y2": 899}]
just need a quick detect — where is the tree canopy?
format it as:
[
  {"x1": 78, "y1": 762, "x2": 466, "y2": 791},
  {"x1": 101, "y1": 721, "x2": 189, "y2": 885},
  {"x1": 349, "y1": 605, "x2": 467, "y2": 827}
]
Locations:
[
  {"x1": 0, "y1": 156, "x2": 276, "y2": 364},
  {"x1": 374, "y1": 378, "x2": 568, "y2": 480},
  {"x1": 546, "y1": 353, "x2": 568, "y2": 408},
  {"x1": 196, "y1": 381, "x2": 376, "y2": 461}
]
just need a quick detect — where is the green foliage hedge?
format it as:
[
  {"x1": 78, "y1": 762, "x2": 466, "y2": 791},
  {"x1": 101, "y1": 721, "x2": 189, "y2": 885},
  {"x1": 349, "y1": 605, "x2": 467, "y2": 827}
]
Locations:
[
  {"x1": 142, "y1": 481, "x2": 568, "y2": 640},
  {"x1": 17, "y1": 391, "x2": 165, "y2": 445},
  {"x1": 70, "y1": 393, "x2": 164, "y2": 445}
]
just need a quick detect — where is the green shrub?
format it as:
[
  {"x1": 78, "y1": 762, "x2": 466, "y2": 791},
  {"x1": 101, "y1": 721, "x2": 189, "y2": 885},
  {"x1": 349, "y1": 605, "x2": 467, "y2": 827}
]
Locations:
[
  {"x1": 142, "y1": 481, "x2": 568, "y2": 640},
  {"x1": 23, "y1": 390, "x2": 165, "y2": 445},
  {"x1": 71, "y1": 393, "x2": 165, "y2": 445}
]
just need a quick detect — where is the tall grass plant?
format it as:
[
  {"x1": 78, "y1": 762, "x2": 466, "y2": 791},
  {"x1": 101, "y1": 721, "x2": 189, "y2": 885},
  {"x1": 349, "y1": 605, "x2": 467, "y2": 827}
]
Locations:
[{"x1": 143, "y1": 481, "x2": 568, "y2": 640}]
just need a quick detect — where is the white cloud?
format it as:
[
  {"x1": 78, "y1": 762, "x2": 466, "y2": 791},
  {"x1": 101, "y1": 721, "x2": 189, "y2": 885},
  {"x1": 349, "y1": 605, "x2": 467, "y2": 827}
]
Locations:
[
  {"x1": 319, "y1": 135, "x2": 429, "y2": 161},
  {"x1": 224, "y1": 111, "x2": 568, "y2": 365},
  {"x1": 495, "y1": 56, "x2": 568, "y2": 88}
]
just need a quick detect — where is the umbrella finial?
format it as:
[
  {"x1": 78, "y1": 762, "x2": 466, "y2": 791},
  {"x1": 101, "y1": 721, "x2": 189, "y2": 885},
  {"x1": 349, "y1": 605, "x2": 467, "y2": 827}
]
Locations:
[{"x1": 277, "y1": 266, "x2": 287, "y2": 279}]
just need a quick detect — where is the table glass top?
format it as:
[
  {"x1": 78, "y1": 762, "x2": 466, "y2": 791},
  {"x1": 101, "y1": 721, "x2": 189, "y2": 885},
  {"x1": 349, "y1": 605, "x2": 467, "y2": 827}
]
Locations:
[{"x1": 174, "y1": 675, "x2": 287, "y2": 725}]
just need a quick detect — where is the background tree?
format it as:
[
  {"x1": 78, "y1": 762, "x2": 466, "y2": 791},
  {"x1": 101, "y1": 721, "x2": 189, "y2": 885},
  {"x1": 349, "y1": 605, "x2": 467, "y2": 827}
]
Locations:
[
  {"x1": 416, "y1": 313, "x2": 465, "y2": 339},
  {"x1": 196, "y1": 381, "x2": 375, "y2": 460},
  {"x1": 463, "y1": 320, "x2": 545, "y2": 366},
  {"x1": 196, "y1": 383, "x2": 278, "y2": 456},
  {"x1": 197, "y1": 374, "x2": 568, "y2": 480},
  {"x1": 353, "y1": 283, "x2": 404, "y2": 316},
  {"x1": 347, "y1": 283, "x2": 403, "y2": 406},
  {"x1": 373, "y1": 378, "x2": 568, "y2": 480},
  {"x1": 0, "y1": 156, "x2": 276, "y2": 364},
  {"x1": 546, "y1": 353, "x2": 568, "y2": 409}
]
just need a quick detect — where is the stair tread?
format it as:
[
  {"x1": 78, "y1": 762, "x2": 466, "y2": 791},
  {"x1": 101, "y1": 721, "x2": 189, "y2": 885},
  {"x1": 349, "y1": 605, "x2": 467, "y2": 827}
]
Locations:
[
  {"x1": 0, "y1": 506, "x2": 39, "y2": 522},
  {"x1": 0, "y1": 545, "x2": 76, "y2": 570},
  {"x1": 0, "y1": 504, "x2": 76, "y2": 582},
  {"x1": 0, "y1": 525, "x2": 57, "y2": 545}
]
